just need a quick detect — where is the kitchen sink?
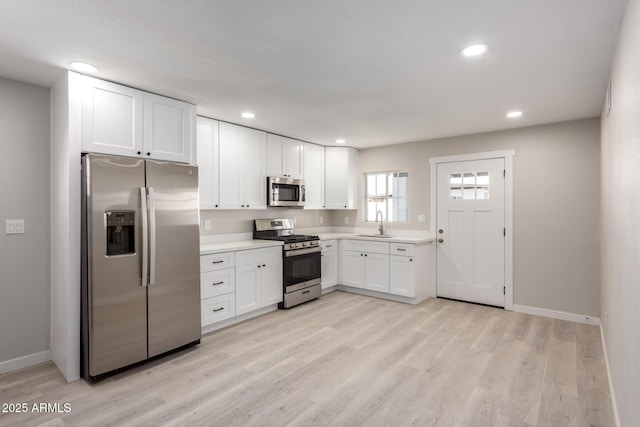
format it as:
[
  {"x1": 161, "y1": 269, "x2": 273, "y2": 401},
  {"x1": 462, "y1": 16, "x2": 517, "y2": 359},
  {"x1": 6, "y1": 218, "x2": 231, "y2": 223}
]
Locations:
[{"x1": 356, "y1": 234, "x2": 393, "y2": 238}]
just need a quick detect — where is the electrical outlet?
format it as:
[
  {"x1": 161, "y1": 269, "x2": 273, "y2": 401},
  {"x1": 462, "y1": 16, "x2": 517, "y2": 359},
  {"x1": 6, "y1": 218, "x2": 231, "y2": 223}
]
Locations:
[
  {"x1": 344, "y1": 216, "x2": 349, "y2": 225},
  {"x1": 418, "y1": 214, "x2": 426, "y2": 223},
  {"x1": 319, "y1": 216, "x2": 323, "y2": 224},
  {"x1": 604, "y1": 312, "x2": 608, "y2": 331},
  {"x1": 204, "y1": 220, "x2": 212, "y2": 230},
  {"x1": 5, "y1": 219, "x2": 25, "y2": 235},
  {"x1": 293, "y1": 217, "x2": 297, "y2": 225}
]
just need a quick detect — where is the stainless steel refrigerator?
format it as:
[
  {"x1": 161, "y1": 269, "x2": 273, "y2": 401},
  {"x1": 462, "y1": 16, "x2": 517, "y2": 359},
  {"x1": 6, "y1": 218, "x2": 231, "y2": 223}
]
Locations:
[{"x1": 81, "y1": 154, "x2": 201, "y2": 381}]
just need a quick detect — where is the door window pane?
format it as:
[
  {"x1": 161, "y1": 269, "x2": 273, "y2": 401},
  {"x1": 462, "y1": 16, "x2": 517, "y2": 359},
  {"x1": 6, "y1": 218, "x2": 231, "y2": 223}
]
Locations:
[{"x1": 449, "y1": 171, "x2": 491, "y2": 200}]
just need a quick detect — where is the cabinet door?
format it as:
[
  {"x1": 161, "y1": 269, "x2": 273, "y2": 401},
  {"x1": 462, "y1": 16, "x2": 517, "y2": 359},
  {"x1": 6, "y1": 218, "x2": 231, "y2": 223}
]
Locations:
[
  {"x1": 197, "y1": 117, "x2": 219, "y2": 209},
  {"x1": 325, "y1": 147, "x2": 358, "y2": 209},
  {"x1": 242, "y1": 128, "x2": 267, "y2": 209},
  {"x1": 342, "y1": 250, "x2": 365, "y2": 288},
  {"x1": 303, "y1": 143, "x2": 325, "y2": 209},
  {"x1": 218, "y1": 123, "x2": 245, "y2": 209},
  {"x1": 390, "y1": 255, "x2": 415, "y2": 297},
  {"x1": 266, "y1": 134, "x2": 284, "y2": 177},
  {"x1": 321, "y1": 250, "x2": 337, "y2": 289},
  {"x1": 236, "y1": 264, "x2": 261, "y2": 315},
  {"x1": 364, "y1": 253, "x2": 390, "y2": 293},
  {"x1": 283, "y1": 138, "x2": 304, "y2": 179},
  {"x1": 260, "y1": 262, "x2": 283, "y2": 306},
  {"x1": 143, "y1": 93, "x2": 194, "y2": 164},
  {"x1": 82, "y1": 76, "x2": 144, "y2": 157}
]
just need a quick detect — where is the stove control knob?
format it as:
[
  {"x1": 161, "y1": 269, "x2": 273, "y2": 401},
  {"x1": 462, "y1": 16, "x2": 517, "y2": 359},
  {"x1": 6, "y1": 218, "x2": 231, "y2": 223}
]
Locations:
[{"x1": 303, "y1": 242, "x2": 310, "y2": 248}]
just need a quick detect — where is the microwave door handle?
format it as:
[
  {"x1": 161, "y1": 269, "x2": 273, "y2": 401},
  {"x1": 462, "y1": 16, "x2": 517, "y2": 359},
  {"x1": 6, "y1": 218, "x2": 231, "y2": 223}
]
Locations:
[
  {"x1": 148, "y1": 187, "x2": 156, "y2": 286},
  {"x1": 140, "y1": 187, "x2": 149, "y2": 287}
]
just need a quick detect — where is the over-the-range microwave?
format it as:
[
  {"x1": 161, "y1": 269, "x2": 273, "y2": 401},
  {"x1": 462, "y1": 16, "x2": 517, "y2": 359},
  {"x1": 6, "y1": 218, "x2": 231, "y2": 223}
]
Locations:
[{"x1": 267, "y1": 177, "x2": 305, "y2": 207}]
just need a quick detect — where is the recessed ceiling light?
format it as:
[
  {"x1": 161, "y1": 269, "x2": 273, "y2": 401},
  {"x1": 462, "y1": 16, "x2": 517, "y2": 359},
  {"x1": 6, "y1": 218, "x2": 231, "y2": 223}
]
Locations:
[
  {"x1": 68, "y1": 61, "x2": 98, "y2": 73},
  {"x1": 506, "y1": 111, "x2": 523, "y2": 118},
  {"x1": 336, "y1": 139, "x2": 346, "y2": 144},
  {"x1": 460, "y1": 44, "x2": 488, "y2": 57},
  {"x1": 241, "y1": 112, "x2": 255, "y2": 119}
]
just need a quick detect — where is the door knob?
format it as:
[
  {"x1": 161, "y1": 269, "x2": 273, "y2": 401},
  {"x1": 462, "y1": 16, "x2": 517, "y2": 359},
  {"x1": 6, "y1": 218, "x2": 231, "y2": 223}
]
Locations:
[
  {"x1": 438, "y1": 229, "x2": 444, "y2": 234},
  {"x1": 438, "y1": 238, "x2": 444, "y2": 243}
]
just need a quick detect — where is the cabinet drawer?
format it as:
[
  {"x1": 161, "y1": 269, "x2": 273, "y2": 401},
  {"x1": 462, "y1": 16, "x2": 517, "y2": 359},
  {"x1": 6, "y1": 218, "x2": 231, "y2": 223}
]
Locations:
[
  {"x1": 342, "y1": 239, "x2": 389, "y2": 254},
  {"x1": 201, "y1": 293, "x2": 236, "y2": 326},
  {"x1": 390, "y1": 243, "x2": 415, "y2": 257},
  {"x1": 321, "y1": 240, "x2": 337, "y2": 252},
  {"x1": 200, "y1": 252, "x2": 235, "y2": 272},
  {"x1": 236, "y1": 247, "x2": 282, "y2": 267},
  {"x1": 201, "y1": 268, "x2": 235, "y2": 299}
]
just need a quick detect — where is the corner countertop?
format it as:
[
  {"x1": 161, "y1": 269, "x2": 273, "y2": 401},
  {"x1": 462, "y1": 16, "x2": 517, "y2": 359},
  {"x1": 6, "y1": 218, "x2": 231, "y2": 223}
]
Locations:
[
  {"x1": 200, "y1": 239, "x2": 283, "y2": 255},
  {"x1": 315, "y1": 232, "x2": 434, "y2": 244}
]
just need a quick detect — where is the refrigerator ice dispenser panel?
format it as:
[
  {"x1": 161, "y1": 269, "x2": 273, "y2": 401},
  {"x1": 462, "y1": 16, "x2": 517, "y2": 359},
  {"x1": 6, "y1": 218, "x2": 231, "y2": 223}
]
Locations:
[{"x1": 106, "y1": 210, "x2": 135, "y2": 256}]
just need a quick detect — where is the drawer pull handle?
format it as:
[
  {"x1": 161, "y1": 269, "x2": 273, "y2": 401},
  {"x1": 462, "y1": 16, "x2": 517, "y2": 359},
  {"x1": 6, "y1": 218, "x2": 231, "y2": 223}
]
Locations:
[
  {"x1": 212, "y1": 307, "x2": 224, "y2": 312},
  {"x1": 326, "y1": 245, "x2": 333, "y2": 248},
  {"x1": 212, "y1": 260, "x2": 224, "y2": 264},
  {"x1": 212, "y1": 281, "x2": 224, "y2": 286},
  {"x1": 302, "y1": 290, "x2": 310, "y2": 294},
  {"x1": 397, "y1": 248, "x2": 406, "y2": 252}
]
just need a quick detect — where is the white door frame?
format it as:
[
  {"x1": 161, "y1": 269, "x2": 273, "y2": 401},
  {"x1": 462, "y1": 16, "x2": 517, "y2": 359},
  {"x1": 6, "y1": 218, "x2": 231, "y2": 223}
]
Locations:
[{"x1": 429, "y1": 150, "x2": 515, "y2": 310}]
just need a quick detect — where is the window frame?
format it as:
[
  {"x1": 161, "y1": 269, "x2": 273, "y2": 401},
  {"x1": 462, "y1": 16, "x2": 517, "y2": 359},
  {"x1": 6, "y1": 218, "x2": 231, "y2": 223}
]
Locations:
[{"x1": 364, "y1": 171, "x2": 409, "y2": 223}]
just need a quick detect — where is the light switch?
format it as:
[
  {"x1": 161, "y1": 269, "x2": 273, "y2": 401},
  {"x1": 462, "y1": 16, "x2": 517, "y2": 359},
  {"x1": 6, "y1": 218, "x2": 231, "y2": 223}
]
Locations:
[
  {"x1": 319, "y1": 216, "x2": 323, "y2": 224},
  {"x1": 417, "y1": 214, "x2": 426, "y2": 223},
  {"x1": 344, "y1": 216, "x2": 349, "y2": 225},
  {"x1": 204, "y1": 220, "x2": 212, "y2": 231},
  {"x1": 6, "y1": 219, "x2": 25, "y2": 235}
]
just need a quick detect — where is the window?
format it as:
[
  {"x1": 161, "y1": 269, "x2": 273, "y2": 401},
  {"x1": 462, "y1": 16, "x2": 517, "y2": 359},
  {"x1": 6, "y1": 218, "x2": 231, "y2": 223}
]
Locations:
[
  {"x1": 449, "y1": 171, "x2": 490, "y2": 200},
  {"x1": 365, "y1": 172, "x2": 408, "y2": 222}
]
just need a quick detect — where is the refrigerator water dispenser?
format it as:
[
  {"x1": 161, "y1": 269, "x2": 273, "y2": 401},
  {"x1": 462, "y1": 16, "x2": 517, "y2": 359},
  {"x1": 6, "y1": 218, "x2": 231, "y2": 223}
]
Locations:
[{"x1": 106, "y1": 211, "x2": 135, "y2": 256}]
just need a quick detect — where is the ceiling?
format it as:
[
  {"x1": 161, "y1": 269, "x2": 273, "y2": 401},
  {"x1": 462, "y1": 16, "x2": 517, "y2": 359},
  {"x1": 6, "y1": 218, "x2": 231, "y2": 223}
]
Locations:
[{"x1": 0, "y1": 0, "x2": 627, "y2": 149}]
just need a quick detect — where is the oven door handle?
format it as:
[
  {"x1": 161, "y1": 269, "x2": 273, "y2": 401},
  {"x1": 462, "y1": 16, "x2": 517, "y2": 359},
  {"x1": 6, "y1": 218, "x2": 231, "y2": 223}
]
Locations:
[{"x1": 285, "y1": 247, "x2": 321, "y2": 257}]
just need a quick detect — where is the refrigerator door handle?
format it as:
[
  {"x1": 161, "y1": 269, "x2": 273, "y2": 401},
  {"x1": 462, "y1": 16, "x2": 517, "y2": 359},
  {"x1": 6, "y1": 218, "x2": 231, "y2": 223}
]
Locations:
[
  {"x1": 148, "y1": 187, "x2": 157, "y2": 286},
  {"x1": 140, "y1": 187, "x2": 149, "y2": 287}
]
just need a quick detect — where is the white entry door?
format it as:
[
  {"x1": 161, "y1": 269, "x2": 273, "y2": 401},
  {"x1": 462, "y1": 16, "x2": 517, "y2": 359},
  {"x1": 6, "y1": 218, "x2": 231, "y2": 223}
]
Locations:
[{"x1": 436, "y1": 158, "x2": 505, "y2": 307}]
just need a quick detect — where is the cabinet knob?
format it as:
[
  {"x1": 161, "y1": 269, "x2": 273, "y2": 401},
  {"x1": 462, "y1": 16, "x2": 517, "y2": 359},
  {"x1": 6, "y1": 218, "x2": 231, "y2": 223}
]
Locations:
[
  {"x1": 344, "y1": 205, "x2": 347, "y2": 208},
  {"x1": 215, "y1": 204, "x2": 218, "y2": 208},
  {"x1": 410, "y1": 259, "x2": 413, "y2": 262},
  {"x1": 242, "y1": 205, "x2": 245, "y2": 208},
  {"x1": 438, "y1": 238, "x2": 444, "y2": 243},
  {"x1": 137, "y1": 151, "x2": 141, "y2": 155},
  {"x1": 146, "y1": 152, "x2": 151, "y2": 156},
  {"x1": 247, "y1": 205, "x2": 250, "y2": 208},
  {"x1": 262, "y1": 264, "x2": 266, "y2": 267},
  {"x1": 365, "y1": 254, "x2": 368, "y2": 257}
]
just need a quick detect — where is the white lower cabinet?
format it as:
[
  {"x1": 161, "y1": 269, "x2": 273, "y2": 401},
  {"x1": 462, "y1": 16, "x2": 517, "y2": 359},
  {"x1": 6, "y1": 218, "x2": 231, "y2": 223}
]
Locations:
[
  {"x1": 235, "y1": 247, "x2": 283, "y2": 316},
  {"x1": 321, "y1": 240, "x2": 338, "y2": 289},
  {"x1": 341, "y1": 240, "x2": 390, "y2": 292},
  {"x1": 339, "y1": 239, "x2": 429, "y2": 301},
  {"x1": 200, "y1": 245, "x2": 282, "y2": 328},
  {"x1": 389, "y1": 255, "x2": 415, "y2": 297}
]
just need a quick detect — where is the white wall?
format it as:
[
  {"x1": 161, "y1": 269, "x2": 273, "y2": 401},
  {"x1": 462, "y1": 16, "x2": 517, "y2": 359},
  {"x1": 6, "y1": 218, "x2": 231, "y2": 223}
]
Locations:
[
  {"x1": 600, "y1": 0, "x2": 640, "y2": 424},
  {"x1": 0, "y1": 77, "x2": 51, "y2": 372},
  {"x1": 355, "y1": 118, "x2": 601, "y2": 317}
]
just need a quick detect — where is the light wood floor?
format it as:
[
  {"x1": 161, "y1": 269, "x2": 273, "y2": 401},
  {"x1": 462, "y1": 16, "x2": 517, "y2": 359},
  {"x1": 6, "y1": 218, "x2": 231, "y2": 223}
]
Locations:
[{"x1": 0, "y1": 291, "x2": 613, "y2": 426}]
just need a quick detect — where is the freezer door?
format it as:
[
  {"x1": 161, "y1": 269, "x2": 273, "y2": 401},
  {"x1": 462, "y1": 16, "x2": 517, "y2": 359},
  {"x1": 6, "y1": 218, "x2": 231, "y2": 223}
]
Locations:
[
  {"x1": 146, "y1": 160, "x2": 201, "y2": 357},
  {"x1": 84, "y1": 154, "x2": 148, "y2": 377}
]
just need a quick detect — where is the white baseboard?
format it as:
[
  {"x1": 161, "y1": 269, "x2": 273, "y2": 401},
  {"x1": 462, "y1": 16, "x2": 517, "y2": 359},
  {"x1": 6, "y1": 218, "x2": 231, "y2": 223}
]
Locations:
[
  {"x1": 599, "y1": 324, "x2": 620, "y2": 427},
  {"x1": 201, "y1": 304, "x2": 278, "y2": 335},
  {"x1": 336, "y1": 285, "x2": 418, "y2": 305},
  {"x1": 0, "y1": 350, "x2": 52, "y2": 375},
  {"x1": 512, "y1": 304, "x2": 600, "y2": 325}
]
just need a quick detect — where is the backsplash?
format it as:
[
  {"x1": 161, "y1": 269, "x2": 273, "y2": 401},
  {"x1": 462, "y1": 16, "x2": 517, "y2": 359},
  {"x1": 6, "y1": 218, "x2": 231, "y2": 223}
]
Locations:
[{"x1": 200, "y1": 208, "x2": 330, "y2": 235}]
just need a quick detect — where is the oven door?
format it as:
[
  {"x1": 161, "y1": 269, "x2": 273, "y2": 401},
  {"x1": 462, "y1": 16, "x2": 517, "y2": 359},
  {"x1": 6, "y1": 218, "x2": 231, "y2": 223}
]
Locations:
[
  {"x1": 283, "y1": 247, "x2": 321, "y2": 292},
  {"x1": 268, "y1": 177, "x2": 305, "y2": 207}
]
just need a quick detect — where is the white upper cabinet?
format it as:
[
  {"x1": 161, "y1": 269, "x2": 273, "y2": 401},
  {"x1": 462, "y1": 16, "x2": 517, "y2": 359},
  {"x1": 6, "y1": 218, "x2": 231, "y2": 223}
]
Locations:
[
  {"x1": 82, "y1": 77, "x2": 144, "y2": 158},
  {"x1": 324, "y1": 147, "x2": 358, "y2": 209},
  {"x1": 218, "y1": 122, "x2": 267, "y2": 209},
  {"x1": 196, "y1": 117, "x2": 219, "y2": 209},
  {"x1": 143, "y1": 93, "x2": 195, "y2": 164},
  {"x1": 81, "y1": 75, "x2": 195, "y2": 164},
  {"x1": 266, "y1": 134, "x2": 304, "y2": 179},
  {"x1": 303, "y1": 143, "x2": 325, "y2": 209}
]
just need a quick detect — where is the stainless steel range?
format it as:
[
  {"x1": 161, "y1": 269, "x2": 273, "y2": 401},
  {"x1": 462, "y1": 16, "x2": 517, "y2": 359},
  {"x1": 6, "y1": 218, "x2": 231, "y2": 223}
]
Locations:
[{"x1": 254, "y1": 219, "x2": 321, "y2": 308}]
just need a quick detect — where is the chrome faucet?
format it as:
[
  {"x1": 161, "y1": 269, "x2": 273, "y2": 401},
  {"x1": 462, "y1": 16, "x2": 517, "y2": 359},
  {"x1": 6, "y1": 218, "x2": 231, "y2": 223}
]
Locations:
[{"x1": 375, "y1": 210, "x2": 385, "y2": 235}]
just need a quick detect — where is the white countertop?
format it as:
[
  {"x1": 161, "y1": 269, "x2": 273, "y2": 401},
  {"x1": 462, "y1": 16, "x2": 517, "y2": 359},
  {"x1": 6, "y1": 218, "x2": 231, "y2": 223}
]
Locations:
[
  {"x1": 316, "y1": 232, "x2": 433, "y2": 244},
  {"x1": 200, "y1": 239, "x2": 283, "y2": 255}
]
